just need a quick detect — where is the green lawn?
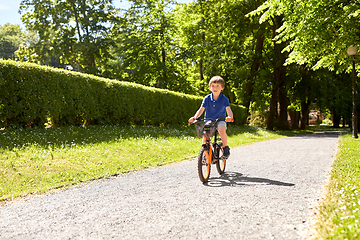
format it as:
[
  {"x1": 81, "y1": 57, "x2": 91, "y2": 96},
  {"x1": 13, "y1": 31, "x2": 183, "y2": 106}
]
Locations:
[
  {"x1": 313, "y1": 132, "x2": 360, "y2": 239},
  {"x1": 4, "y1": 124, "x2": 358, "y2": 238},
  {"x1": 0, "y1": 124, "x2": 294, "y2": 202}
]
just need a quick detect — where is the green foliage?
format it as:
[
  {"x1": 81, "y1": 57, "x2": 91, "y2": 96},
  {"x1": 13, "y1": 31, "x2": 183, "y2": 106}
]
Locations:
[
  {"x1": 246, "y1": 0, "x2": 359, "y2": 129},
  {"x1": 19, "y1": 0, "x2": 118, "y2": 74},
  {"x1": 253, "y1": 0, "x2": 360, "y2": 72},
  {"x1": 248, "y1": 109, "x2": 267, "y2": 128},
  {"x1": 111, "y1": 0, "x2": 196, "y2": 93},
  {"x1": 173, "y1": 0, "x2": 260, "y2": 101},
  {"x1": 0, "y1": 60, "x2": 246, "y2": 128},
  {"x1": 12, "y1": 0, "x2": 357, "y2": 130},
  {"x1": 0, "y1": 23, "x2": 37, "y2": 61}
]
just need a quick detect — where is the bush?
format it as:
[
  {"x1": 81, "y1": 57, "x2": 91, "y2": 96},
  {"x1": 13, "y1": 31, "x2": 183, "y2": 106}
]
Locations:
[
  {"x1": 0, "y1": 60, "x2": 247, "y2": 127},
  {"x1": 248, "y1": 110, "x2": 267, "y2": 128}
]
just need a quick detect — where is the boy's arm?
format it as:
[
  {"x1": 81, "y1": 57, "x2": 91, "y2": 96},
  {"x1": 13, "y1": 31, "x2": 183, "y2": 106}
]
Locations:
[
  {"x1": 194, "y1": 107, "x2": 205, "y2": 119},
  {"x1": 189, "y1": 107, "x2": 205, "y2": 122},
  {"x1": 226, "y1": 106, "x2": 234, "y2": 121}
]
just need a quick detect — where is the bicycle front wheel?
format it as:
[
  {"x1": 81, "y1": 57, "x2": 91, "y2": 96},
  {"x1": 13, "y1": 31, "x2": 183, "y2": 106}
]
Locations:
[
  {"x1": 216, "y1": 146, "x2": 226, "y2": 174},
  {"x1": 198, "y1": 146, "x2": 211, "y2": 183}
]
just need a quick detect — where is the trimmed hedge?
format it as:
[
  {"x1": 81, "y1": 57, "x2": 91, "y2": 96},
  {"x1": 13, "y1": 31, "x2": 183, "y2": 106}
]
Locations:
[{"x1": 0, "y1": 60, "x2": 247, "y2": 127}]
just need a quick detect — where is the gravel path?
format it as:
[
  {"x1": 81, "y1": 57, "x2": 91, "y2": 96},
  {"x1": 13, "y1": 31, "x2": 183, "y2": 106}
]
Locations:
[{"x1": 0, "y1": 133, "x2": 339, "y2": 240}]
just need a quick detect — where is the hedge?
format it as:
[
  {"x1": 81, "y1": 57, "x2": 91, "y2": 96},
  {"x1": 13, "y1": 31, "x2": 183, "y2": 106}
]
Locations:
[{"x1": 0, "y1": 60, "x2": 247, "y2": 127}]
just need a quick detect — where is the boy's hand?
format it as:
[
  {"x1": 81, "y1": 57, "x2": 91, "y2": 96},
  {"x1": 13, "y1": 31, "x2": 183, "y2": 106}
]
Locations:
[
  {"x1": 188, "y1": 117, "x2": 195, "y2": 124},
  {"x1": 225, "y1": 117, "x2": 234, "y2": 122}
]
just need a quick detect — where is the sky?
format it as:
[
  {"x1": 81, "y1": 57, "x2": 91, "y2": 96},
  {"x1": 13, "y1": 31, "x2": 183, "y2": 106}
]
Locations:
[{"x1": 0, "y1": 0, "x2": 192, "y2": 30}]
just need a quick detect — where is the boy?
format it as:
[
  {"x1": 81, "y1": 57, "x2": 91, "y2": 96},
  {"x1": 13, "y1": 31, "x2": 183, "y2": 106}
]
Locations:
[{"x1": 189, "y1": 76, "x2": 234, "y2": 158}]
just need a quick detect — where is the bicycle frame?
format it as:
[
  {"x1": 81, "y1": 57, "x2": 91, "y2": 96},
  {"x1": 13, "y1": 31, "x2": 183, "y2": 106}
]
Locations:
[
  {"x1": 203, "y1": 118, "x2": 223, "y2": 155},
  {"x1": 191, "y1": 118, "x2": 227, "y2": 182},
  {"x1": 203, "y1": 126, "x2": 218, "y2": 164}
]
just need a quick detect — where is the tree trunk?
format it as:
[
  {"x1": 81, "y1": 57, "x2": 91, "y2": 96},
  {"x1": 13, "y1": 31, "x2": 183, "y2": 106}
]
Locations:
[
  {"x1": 199, "y1": 58, "x2": 204, "y2": 82},
  {"x1": 161, "y1": 45, "x2": 166, "y2": 84},
  {"x1": 199, "y1": 0, "x2": 205, "y2": 85},
  {"x1": 332, "y1": 110, "x2": 341, "y2": 128},
  {"x1": 71, "y1": 0, "x2": 95, "y2": 72},
  {"x1": 81, "y1": 0, "x2": 95, "y2": 70},
  {"x1": 289, "y1": 109, "x2": 300, "y2": 129},
  {"x1": 300, "y1": 100, "x2": 311, "y2": 130},
  {"x1": 275, "y1": 16, "x2": 289, "y2": 130},
  {"x1": 71, "y1": 2, "x2": 82, "y2": 41},
  {"x1": 267, "y1": 16, "x2": 289, "y2": 130},
  {"x1": 288, "y1": 96, "x2": 300, "y2": 129},
  {"x1": 159, "y1": 15, "x2": 166, "y2": 88},
  {"x1": 277, "y1": 81, "x2": 290, "y2": 130},
  {"x1": 267, "y1": 84, "x2": 279, "y2": 130},
  {"x1": 243, "y1": 26, "x2": 265, "y2": 112},
  {"x1": 71, "y1": 1, "x2": 83, "y2": 72}
]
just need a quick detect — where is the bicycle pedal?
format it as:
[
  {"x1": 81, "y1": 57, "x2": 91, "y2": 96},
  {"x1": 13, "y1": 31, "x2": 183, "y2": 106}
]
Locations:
[{"x1": 211, "y1": 159, "x2": 218, "y2": 164}]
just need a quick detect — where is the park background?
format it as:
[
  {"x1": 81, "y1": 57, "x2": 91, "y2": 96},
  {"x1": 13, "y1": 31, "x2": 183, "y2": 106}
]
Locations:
[
  {"x1": 2, "y1": 1, "x2": 360, "y2": 239},
  {"x1": 0, "y1": 0, "x2": 359, "y2": 131}
]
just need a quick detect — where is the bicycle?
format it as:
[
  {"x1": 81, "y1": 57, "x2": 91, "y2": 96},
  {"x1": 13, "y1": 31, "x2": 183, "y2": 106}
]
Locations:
[{"x1": 189, "y1": 118, "x2": 233, "y2": 183}]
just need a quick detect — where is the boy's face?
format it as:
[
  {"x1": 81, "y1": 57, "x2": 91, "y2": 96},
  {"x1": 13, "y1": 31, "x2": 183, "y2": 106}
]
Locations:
[{"x1": 209, "y1": 82, "x2": 224, "y2": 95}]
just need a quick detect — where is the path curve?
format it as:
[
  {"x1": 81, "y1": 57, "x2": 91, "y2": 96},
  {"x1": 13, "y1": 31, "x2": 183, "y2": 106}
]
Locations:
[{"x1": 0, "y1": 133, "x2": 339, "y2": 239}]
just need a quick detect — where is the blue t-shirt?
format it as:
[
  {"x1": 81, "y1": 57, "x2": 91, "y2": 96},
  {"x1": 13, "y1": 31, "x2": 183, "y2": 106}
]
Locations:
[{"x1": 201, "y1": 93, "x2": 230, "y2": 119}]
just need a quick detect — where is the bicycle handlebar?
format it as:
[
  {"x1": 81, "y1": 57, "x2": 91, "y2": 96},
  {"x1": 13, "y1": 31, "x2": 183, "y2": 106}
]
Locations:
[{"x1": 188, "y1": 117, "x2": 233, "y2": 125}]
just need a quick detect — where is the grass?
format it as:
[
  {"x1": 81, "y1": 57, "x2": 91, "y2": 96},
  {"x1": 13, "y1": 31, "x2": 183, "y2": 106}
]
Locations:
[
  {"x1": 0, "y1": 124, "x2": 301, "y2": 202},
  {"x1": 312, "y1": 132, "x2": 360, "y2": 239},
  {"x1": 4, "y1": 123, "x2": 360, "y2": 239},
  {"x1": 3, "y1": 122, "x2": 358, "y2": 239}
]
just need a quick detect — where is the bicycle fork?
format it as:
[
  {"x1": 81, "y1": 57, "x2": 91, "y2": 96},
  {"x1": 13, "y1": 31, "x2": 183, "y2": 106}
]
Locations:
[
  {"x1": 204, "y1": 138, "x2": 212, "y2": 165},
  {"x1": 206, "y1": 145, "x2": 212, "y2": 165}
]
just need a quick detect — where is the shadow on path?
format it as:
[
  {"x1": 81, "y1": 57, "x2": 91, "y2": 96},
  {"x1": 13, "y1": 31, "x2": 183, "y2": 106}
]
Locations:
[{"x1": 204, "y1": 171, "x2": 295, "y2": 188}]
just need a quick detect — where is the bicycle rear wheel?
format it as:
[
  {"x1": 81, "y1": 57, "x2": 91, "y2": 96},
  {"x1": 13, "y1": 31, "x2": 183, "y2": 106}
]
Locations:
[
  {"x1": 216, "y1": 145, "x2": 226, "y2": 174},
  {"x1": 198, "y1": 146, "x2": 211, "y2": 183}
]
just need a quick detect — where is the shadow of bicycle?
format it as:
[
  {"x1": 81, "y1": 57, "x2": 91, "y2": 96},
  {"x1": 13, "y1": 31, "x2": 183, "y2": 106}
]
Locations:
[{"x1": 204, "y1": 171, "x2": 295, "y2": 187}]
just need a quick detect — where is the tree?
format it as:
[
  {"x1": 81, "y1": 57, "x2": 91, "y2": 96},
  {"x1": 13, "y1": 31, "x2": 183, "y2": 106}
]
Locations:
[
  {"x1": 172, "y1": 1, "x2": 207, "y2": 93},
  {"x1": 112, "y1": 0, "x2": 193, "y2": 92},
  {"x1": 249, "y1": 0, "x2": 360, "y2": 129},
  {"x1": 0, "y1": 23, "x2": 37, "y2": 60},
  {"x1": 271, "y1": 0, "x2": 360, "y2": 72},
  {"x1": 20, "y1": 0, "x2": 118, "y2": 74},
  {"x1": 174, "y1": 0, "x2": 263, "y2": 99},
  {"x1": 200, "y1": 0, "x2": 260, "y2": 102},
  {"x1": 246, "y1": 1, "x2": 292, "y2": 130}
]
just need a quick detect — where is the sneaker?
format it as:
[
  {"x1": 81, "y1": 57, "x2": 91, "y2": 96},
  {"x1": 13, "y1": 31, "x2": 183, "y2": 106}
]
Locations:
[{"x1": 223, "y1": 146, "x2": 230, "y2": 158}]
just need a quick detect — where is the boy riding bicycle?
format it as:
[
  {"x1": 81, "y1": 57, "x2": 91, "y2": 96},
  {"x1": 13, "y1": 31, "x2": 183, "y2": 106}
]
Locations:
[{"x1": 189, "y1": 76, "x2": 234, "y2": 158}]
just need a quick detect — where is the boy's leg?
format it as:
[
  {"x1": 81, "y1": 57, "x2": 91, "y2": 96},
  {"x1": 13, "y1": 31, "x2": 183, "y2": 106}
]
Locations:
[
  {"x1": 217, "y1": 125, "x2": 228, "y2": 146},
  {"x1": 217, "y1": 124, "x2": 230, "y2": 157}
]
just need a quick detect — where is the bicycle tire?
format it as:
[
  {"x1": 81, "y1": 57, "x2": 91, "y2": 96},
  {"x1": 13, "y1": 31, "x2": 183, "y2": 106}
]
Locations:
[
  {"x1": 216, "y1": 144, "x2": 226, "y2": 174},
  {"x1": 198, "y1": 146, "x2": 211, "y2": 183}
]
